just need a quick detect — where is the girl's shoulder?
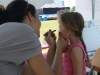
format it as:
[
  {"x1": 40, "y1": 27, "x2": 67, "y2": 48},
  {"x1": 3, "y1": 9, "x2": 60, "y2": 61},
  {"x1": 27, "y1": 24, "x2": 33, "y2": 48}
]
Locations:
[
  {"x1": 67, "y1": 42, "x2": 84, "y2": 52},
  {"x1": 67, "y1": 42, "x2": 87, "y2": 60}
]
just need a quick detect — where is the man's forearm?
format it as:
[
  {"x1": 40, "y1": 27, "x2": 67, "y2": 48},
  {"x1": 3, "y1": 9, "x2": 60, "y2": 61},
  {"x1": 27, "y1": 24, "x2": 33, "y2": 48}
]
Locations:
[
  {"x1": 46, "y1": 45, "x2": 56, "y2": 67},
  {"x1": 51, "y1": 48, "x2": 62, "y2": 75}
]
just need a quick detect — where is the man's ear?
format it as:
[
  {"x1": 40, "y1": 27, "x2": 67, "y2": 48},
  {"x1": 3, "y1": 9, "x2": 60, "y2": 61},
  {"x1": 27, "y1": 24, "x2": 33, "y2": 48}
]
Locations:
[{"x1": 27, "y1": 12, "x2": 33, "y2": 22}]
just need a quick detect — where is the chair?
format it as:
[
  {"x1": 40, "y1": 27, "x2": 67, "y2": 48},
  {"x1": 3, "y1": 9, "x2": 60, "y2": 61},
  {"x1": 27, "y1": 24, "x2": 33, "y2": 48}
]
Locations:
[{"x1": 88, "y1": 48, "x2": 100, "y2": 75}]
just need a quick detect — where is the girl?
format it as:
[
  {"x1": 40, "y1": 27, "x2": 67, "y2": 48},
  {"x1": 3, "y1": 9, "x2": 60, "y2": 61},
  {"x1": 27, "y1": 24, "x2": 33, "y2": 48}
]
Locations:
[{"x1": 57, "y1": 11, "x2": 89, "y2": 75}]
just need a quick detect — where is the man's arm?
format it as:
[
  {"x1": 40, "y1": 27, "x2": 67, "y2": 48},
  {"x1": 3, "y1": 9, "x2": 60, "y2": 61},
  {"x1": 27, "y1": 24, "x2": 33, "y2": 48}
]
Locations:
[
  {"x1": 27, "y1": 50, "x2": 62, "y2": 75},
  {"x1": 46, "y1": 45, "x2": 56, "y2": 67}
]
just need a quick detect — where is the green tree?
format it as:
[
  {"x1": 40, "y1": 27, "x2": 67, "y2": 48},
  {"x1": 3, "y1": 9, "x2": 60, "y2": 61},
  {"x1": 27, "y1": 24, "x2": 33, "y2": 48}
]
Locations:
[{"x1": 70, "y1": 6, "x2": 75, "y2": 12}]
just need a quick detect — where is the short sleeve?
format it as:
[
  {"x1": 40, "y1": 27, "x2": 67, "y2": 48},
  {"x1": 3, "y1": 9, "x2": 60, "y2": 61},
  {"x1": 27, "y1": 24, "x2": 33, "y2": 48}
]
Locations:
[{"x1": 0, "y1": 23, "x2": 41, "y2": 65}]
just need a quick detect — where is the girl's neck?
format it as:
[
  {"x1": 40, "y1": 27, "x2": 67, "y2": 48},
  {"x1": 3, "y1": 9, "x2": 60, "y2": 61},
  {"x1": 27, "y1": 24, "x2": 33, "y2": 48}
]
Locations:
[{"x1": 69, "y1": 37, "x2": 81, "y2": 44}]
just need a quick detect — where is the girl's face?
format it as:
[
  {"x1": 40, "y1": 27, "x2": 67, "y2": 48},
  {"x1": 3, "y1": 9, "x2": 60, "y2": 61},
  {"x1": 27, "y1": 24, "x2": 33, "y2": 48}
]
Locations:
[
  {"x1": 30, "y1": 12, "x2": 41, "y2": 37},
  {"x1": 58, "y1": 18, "x2": 70, "y2": 40},
  {"x1": 33, "y1": 13, "x2": 41, "y2": 37}
]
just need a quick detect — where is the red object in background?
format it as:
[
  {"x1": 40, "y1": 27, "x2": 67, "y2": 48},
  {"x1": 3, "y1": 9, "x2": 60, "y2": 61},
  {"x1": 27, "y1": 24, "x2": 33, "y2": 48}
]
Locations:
[
  {"x1": 42, "y1": 46, "x2": 49, "y2": 49},
  {"x1": 42, "y1": 53, "x2": 47, "y2": 58}
]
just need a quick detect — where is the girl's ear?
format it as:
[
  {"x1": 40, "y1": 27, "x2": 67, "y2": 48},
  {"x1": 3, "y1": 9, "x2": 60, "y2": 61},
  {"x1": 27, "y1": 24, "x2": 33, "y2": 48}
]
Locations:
[
  {"x1": 67, "y1": 29, "x2": 71, "y2": 36},
  {"x1": 27, "y1": 11, "x2": 33, "y2": 22}
]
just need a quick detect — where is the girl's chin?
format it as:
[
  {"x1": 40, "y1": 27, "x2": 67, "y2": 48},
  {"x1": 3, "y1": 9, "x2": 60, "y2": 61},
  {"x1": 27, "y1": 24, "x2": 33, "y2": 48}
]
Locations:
[
  {"x1": 38, "y1": 34, "x2": 40, "y2": 38},
  {"x1": 61, "y1": 36, "x2": 67, "y2": 40},
  {"x1": 36, "y1": 32, "x2": 40, "y2": 38},
  {"x1": 61, "y1": 38, "x2": 67, "y2": 40},
  {"x1": 37, "y1": 31, "x2": 40, "y2": 38}
]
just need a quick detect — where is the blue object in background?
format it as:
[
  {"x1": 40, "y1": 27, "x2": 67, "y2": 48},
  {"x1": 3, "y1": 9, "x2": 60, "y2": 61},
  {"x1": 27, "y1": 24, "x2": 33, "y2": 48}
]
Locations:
[
  {"x1": 39, "y1": 16, "x2": 42, "y2": 21},
  {"x1": 43, "y1": 17, "x2": 47, "y2": 21}
]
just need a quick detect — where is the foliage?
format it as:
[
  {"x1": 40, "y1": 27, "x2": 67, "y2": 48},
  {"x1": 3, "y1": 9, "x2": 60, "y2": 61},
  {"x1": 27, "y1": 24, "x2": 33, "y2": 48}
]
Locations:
[{"x1": 70, "y1": 6, "x2": 75, "y2": 12}]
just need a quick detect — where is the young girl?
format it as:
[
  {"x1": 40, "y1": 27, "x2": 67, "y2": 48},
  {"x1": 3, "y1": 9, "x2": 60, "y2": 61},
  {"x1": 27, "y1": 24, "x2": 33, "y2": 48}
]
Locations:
[{"x1": 57, "y1": 11, "x2": 89, "y2": 75}]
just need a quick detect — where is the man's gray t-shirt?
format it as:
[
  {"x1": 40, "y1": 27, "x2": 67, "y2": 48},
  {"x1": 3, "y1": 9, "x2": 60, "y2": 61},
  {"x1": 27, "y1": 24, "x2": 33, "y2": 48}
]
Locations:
[{"x1": 0, "y1": 22, "x2": 41, "y2": 75}]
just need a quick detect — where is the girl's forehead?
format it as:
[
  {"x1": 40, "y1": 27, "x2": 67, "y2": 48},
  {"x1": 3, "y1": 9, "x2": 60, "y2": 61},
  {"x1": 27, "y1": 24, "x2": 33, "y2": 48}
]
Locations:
[
  {"x1": 57, "y1": 17, "x2": 60, "y2": 21},
  {"x1": 58, "y1": 18, "x2": 62, "y2": 23}
]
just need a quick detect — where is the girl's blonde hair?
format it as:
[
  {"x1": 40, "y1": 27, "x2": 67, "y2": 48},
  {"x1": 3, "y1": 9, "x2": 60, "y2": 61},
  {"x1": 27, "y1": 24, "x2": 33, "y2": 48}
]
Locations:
[{"x1": 57, "y1": 10, "x2": 89, "y2": 62}]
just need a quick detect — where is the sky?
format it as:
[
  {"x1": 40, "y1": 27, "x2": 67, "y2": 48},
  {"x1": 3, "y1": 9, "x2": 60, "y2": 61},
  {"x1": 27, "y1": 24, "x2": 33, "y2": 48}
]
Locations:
[{"x1": 63, "y1": 0, "x2": 75, "y2": 7}]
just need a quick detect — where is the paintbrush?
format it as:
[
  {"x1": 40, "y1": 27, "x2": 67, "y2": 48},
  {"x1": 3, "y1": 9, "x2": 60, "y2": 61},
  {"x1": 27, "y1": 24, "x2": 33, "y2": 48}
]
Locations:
[{"x1": 43, "y1": 30, "x2": 56, "y2": 36}]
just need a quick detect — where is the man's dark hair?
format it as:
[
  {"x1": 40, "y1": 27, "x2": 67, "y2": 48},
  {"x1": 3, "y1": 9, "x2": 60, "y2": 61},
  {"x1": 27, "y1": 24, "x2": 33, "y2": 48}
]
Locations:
[
  {"x1": 0, "y1": 8, "x2": 6, "y2": 25},
  {"x1": 6, "y1": 0, "x2": 36, "y2": 22}
]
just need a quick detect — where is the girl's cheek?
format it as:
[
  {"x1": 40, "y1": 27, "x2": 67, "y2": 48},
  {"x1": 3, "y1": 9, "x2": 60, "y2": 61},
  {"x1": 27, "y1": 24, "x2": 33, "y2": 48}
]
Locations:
[{"x1": 60, "y1": 32, "x2": 66, "y2": 40}]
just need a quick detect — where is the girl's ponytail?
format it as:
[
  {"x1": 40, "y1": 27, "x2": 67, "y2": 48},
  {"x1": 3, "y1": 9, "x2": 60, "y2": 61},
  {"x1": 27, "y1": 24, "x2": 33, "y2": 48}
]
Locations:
[{"x1": 80, "y1": 36, "x2": 90, "y2": 62}]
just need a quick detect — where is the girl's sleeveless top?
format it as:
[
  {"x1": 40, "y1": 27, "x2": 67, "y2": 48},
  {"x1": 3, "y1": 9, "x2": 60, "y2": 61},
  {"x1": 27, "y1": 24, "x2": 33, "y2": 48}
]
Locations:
[{"x1": 62, "y1": 42, "x2": 87, "y2": 75}]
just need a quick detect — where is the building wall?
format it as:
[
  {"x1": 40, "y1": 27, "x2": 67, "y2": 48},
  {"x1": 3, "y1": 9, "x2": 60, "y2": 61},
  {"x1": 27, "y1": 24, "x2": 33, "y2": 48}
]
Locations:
[
  {"x1": 0, "y1": 0, "x2": 11, "y2": 7},
  {"x1": 0, "y1": 0, "x2": 64, "y2": 9},
  {"x1": 53, "y1": 0, "x2": 62, "y2": 5},
  {"x1": 0, "y1": 0, "x2": 54, "y2": 8},
  {"x1": 28, "y1": 0, "x2": 53, "y2": 8}
]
